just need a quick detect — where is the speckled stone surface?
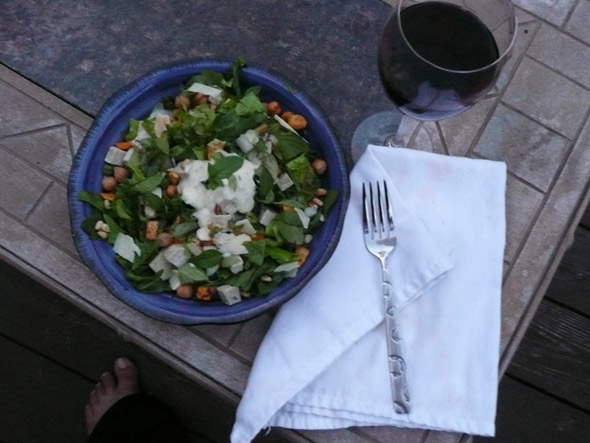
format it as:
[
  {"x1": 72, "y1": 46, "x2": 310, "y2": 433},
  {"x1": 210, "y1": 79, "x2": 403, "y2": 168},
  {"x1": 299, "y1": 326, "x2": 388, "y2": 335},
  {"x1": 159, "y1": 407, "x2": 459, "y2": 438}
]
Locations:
[{"x1": 0, "y1": 0, "x2": 392, "y2": 164}]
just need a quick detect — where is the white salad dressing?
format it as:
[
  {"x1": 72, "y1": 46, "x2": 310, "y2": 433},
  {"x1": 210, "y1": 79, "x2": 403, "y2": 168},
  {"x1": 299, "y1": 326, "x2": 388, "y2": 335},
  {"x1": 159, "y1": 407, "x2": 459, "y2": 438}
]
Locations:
[{"x1": 178, "y1": 155, "x2": 257, "y2": 227}]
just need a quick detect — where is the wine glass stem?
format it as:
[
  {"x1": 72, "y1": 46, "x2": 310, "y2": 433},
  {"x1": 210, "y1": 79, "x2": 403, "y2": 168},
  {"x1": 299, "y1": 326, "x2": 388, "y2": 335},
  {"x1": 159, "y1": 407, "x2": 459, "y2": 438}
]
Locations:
[{"x1": 384, "y1": 115, "x2": 412, "y2": 148}]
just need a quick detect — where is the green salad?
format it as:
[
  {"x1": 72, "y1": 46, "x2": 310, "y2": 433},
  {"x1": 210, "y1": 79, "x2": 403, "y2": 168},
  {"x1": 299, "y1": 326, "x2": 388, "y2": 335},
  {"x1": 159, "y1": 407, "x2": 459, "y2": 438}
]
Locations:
[{"x1": 79, "y1": 59, "x2": 337, "y2": 305}]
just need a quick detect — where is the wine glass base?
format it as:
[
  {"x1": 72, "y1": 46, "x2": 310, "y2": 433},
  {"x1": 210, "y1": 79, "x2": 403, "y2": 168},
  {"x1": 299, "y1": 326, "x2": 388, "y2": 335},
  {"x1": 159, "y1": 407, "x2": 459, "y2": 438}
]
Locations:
[{"x1": 350, "y1": 109, "x2": 406, "y2": 163}]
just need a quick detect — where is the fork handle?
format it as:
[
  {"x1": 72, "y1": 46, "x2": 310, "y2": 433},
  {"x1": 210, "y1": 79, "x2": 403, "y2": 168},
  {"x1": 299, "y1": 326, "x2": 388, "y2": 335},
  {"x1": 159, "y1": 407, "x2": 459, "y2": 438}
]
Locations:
[{"x1": 380, "y1": 260, "x2": 411, "y2": 414}]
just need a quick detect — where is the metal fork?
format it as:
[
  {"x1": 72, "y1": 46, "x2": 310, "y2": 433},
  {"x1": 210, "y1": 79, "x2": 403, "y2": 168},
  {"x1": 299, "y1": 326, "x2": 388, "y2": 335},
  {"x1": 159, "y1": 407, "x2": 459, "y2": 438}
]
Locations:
[{"x1": 362, "y1": 181, "x2": 411, "y2": 414}]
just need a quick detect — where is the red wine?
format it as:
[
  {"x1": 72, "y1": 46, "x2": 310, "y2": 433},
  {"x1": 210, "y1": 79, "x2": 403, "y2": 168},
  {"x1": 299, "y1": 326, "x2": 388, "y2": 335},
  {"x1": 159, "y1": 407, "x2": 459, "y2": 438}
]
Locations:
[{"x1": 379, "y1": 2, "x2": 501, "y2": 120}]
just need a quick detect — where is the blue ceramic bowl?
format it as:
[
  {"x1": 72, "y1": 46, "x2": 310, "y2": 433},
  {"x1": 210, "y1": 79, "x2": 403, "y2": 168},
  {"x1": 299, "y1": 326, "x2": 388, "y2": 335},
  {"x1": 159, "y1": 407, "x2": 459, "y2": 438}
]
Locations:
[{"x1": 68, "y1": 58, "x2": 350, "y2": 324}]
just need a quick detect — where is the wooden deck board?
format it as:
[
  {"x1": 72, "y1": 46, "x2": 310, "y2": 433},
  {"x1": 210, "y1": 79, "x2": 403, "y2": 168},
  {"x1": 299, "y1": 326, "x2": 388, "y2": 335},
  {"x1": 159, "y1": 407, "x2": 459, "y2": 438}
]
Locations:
[
  {"x1": 0, "y1": 334, "x2": 90, "y2": 442},
  {"x1": 509, "y1": 298, "x2": 590, "y2": 411},
  {"x1": 475, "y1": 209, "x2": 590, "y2": 442},
  {"x1": 485, "y1": 377, "x2": 590, "y2": 443},
  {"x1": 544, "y1": 227, "x2": 590, "y2": 316},
  {"x1": 0, "y1": 260, "x2": 290, "y2": 443}
]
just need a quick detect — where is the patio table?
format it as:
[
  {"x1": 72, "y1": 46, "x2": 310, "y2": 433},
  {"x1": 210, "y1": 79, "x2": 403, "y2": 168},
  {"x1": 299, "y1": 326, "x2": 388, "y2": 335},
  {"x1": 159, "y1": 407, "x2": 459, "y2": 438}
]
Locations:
[{"x1": 1, "y1": 0, "x2": 589, "y2": 441}]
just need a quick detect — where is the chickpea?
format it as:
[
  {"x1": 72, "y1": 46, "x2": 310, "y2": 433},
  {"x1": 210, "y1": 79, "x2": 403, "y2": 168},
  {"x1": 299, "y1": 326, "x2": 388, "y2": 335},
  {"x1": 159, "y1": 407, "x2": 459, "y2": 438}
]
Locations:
[
  {"x1": 266, "y1": 101, "x2": 282, "y2": 115},
  {"x1": 168, "y1": 171, "x2": 180, "y2": 185},
  {"x1": 288, "y1": 114, "x2": 308, "y2": 130},
  {"x1": 165, "y1": 184, "x2": 178, "y2": 198},
  {"x1": 194, "y1": 93, "x2": 208, "y2": 105},
  {"x1": 281, "y1": 111, "x2": 294, "y2": 121},
  {"x1": 101, "y1": 176, "x2": 117, "y2": 192},
  {"x1": 176, "y1": 284, "x2": 194, "y2": 299},
  {"x1": 311, "y1": 159, "x2": 327, "y2": 175},
  {"x1": 256, "y1": 123, "x2": 269, "y2": 135},
  {"x1": 174, "y1": 94, "x2": 191, "y2": 109},
  {"x1": 113, "y1": 166, "x2": 129, "y2": 183},
  {"x1": 295, "y1": 246, "x2": 310, "y2": 266}
]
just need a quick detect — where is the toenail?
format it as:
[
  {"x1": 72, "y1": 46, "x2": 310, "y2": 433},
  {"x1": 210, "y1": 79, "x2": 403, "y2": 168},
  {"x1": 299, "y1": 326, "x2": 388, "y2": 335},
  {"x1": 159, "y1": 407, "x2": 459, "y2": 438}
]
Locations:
[{"x1": 115, "y1": 358, "x2": 130, "y2": 369}]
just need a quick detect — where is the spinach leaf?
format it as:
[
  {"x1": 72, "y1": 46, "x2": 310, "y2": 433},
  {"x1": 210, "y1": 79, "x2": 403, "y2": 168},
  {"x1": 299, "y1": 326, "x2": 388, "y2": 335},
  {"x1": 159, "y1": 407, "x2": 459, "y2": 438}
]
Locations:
[
  {"x1": 215, "y1": 109, "x2": 266, "y2": 140},
  {"x1": 132, "y1": 172, "x2": 165, "y2": 193},
  {"x1": 207, "y1": 155, "x2": 244, "y2": 190},
  {"x1": 178, "y1": 263, "x2": 209, "y2": 283},
  {"x1": 125, "y1": 119, "x2": 140, "y2": 141},
  {"x1": 267, "y1": 246, "x2": 299, "y2": 263},
  {"x1": 230, "y1": 57, "x2": 245, "y2": 97},
  {"x1": 78, "y1": 191, "x2": 105, "y2": 211},
  {"x1": 255, "y1": 167, "x2": 274, "y2": 202},
  {"x1": 244, "y1": 240, "x2": 266, "y2": 266},
  {"x1": 81, "y1": 210, "x2": 104, "y2": 239},
  {"x1": 103, "y1": 213, "x2": 123, "y2": 244},
  {"x1": 236, "y1": 90, "x2": 264, "y2": 116},
  {"x1": 187, "y1": 69, "x2": 226, "y2": 88},
  {"x1": 322, "y1": 189, "x2": 339, "y2": 216},
  {"x1": 285, "y1": 154, "x2": 320, "y2": 200},
  {"x1": 190, "y1": 249, "x2": 223, "y2": 269},
  {"x1": 126, "y1": 270, "x2": 171, "y2": 293},
  {"x1": 276, "y1": 132, "x2": 309, "y2": 162},
  {"x1": 173, "y1": 221, "x2": 198, "y2": 238}
]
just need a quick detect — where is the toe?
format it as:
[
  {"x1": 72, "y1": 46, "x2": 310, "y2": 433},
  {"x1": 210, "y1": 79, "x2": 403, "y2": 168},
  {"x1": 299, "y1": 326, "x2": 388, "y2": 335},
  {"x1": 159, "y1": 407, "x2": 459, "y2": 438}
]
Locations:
[
  {"x1": 89, "y1": 389, "x2": 99, "y2": 407},
  {"x1": 113, "y1": 357, "x2": 139, "y2": 394},
  {"x1": 94, "y1": 380, "x2": 105, "y2": 396},
  {"x1": 101, "y1": 371, "x2": 116, "y2": 392}
]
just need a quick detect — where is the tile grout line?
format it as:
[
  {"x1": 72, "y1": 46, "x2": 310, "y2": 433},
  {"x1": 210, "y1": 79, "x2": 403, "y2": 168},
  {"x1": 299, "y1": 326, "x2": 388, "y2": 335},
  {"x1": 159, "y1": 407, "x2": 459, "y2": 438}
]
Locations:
[
  {"x1": 0, "y1": 122, "x2": 70, "y2": 142},
  {"x1": 0, "y1": 62, "x2": 94, "y2": 129},
  {"x1": 0, "y1": 143, "x2": 69, "y2": 189},
  {"x1": 560, "y1": 0, "x2": 581, "y2": 32},
  {"x1": 500, "y1": 102, "x2": 590, "y2": 331},
  {"x1": 0, "y1": 199, "x2": 81, "y2": 263},
  {"x1": 523, "y1": 53, "x2": 590, "y2": 92},
  {"x1": 463, "y1": 14, "x2": 543, "y2": 158},
  {"x1": 23, "y1": 180, "x2": 55, "y2": 224}
]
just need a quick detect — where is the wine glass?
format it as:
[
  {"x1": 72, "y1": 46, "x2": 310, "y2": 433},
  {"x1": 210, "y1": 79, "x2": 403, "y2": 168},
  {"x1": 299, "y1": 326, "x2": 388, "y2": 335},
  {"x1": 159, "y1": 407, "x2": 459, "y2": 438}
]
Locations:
[{"x1": 351, "y1": 0, "x2": 517, "y2": 161}]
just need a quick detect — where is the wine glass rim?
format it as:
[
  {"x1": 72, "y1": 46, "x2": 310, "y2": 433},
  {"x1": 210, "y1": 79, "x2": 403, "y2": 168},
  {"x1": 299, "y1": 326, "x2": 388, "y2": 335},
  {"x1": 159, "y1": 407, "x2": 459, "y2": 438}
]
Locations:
[{"x1": 396, "y1": 0, "x2": 518, "y2": 75}]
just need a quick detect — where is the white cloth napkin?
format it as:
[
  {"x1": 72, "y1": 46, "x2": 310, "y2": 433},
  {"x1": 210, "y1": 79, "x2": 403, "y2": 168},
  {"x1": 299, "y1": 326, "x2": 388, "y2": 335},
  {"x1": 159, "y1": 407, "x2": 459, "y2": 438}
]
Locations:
[{"x1": 231, "y1": 145, "x2": 507, "y2": 442}]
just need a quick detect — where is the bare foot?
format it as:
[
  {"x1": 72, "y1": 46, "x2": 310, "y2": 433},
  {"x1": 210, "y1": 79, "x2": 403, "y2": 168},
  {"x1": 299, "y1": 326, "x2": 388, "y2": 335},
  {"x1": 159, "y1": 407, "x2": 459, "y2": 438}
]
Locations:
[{"x1": 85, "y1": 357, "x2": 139, "y2": 435}]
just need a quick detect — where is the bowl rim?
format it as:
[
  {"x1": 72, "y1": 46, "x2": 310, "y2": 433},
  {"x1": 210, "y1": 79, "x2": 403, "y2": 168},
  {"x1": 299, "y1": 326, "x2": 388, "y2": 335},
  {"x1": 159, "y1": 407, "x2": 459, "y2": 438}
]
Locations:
[{"x1": 67, "y1": 57, "x2": 350, "y2": 324}]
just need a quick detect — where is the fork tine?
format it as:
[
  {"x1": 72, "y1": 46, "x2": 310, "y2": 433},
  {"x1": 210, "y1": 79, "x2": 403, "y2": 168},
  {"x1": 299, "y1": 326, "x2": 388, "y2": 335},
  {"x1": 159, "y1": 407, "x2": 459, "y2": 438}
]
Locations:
[
  {"x1": 377, "y1": 181, "x2": 385, "y2": 237},
  {"x1": 383, "y1": 181, "x2": 395, "y2": 232},
  {"x1": 369, "y1": 182, "x2": 377, "y2": 237},
  {"x1": 362, "y1": 183, "x2": 369, "y2": 235}
]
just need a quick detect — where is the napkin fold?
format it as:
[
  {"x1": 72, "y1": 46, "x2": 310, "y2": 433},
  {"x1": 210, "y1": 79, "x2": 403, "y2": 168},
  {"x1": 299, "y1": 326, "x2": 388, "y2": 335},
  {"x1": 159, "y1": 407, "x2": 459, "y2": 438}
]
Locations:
[{"x1": 231, "y1": 145, "x2": 507, "y2": 442}]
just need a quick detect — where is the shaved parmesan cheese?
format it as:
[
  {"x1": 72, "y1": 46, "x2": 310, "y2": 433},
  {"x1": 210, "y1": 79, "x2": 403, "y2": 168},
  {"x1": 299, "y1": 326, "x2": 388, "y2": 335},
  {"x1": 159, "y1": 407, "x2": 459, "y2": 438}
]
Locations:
[
  {"x1": 105, "y1": 146, "x2": 127, "y2": 166},
  {"x1": 259, "y1": 208, "x2": 276, "y2": 226},
  {"x1": 294, "y1": 208, "x2": 310, "y2": 229},
  {"x1": 113, "y1": 233, "x2": 141, "y2": 263},
  {"x1": 275, "y1": 261, "x2": 299, "y2": 273},
  {"x1": 163, "y1": 244, "x2": 190, "y2": 268},
  {"x1": 187, "y1": 82, "x2": 223, "y2": 104},
  {"x1": 149, "y1": 250, "x2": 173, "y2": 280},
  {"x1": 275, "y1": 173, "x2": 294, "y2": 191},
  {"x1": 235, "y1": 219, "x2": 256, "y2": 235}
]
